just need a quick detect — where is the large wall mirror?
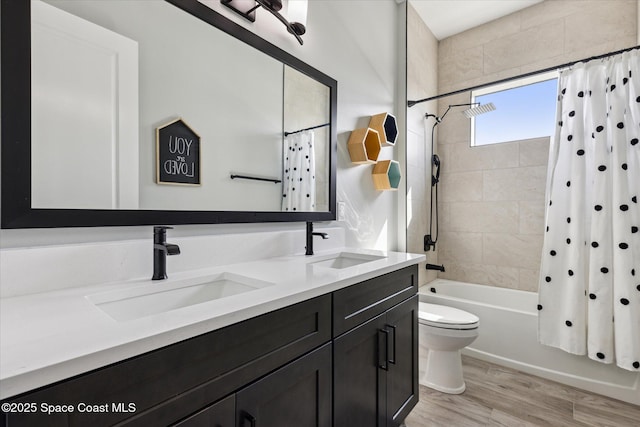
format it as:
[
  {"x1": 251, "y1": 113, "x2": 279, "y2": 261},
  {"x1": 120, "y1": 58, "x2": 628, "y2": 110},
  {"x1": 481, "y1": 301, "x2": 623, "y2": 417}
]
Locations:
[{"x1": 1, "y1": 0, "x2": 337, "y2": 228}]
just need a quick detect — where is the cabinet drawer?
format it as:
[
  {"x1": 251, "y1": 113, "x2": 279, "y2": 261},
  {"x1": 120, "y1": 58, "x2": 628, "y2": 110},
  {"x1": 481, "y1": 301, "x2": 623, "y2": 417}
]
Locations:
[
  {"x1": 4, "y1": 295, "x2": 331, "y2": 427},
  {"x1": 333, "y1": 265, "x2": 417, "y2": 337}
]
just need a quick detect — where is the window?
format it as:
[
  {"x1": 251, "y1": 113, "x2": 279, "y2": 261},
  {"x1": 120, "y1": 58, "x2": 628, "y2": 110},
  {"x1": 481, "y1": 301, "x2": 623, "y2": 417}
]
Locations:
[{"x1": 471, "y1": 71, "x2": 558, "y2": 147}]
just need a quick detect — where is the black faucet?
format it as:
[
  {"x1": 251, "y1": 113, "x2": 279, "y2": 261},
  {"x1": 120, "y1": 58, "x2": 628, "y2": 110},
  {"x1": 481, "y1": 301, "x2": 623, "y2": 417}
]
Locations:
[
  {"x1": 152, "y1": 226, "x2": 181, "y2": 280},
  {"x1": 305, "y1": 222, "x2": 329, "y2": 256}
]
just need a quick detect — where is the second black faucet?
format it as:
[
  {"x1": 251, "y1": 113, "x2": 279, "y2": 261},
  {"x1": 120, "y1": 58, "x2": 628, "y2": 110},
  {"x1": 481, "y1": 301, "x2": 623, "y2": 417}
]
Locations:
[
  {"x1": 305, "y1": 222, "x2": 329, "y2": 256},
  {"x1": 152, "y1": 226, "x2": 181, "y2": 280}
]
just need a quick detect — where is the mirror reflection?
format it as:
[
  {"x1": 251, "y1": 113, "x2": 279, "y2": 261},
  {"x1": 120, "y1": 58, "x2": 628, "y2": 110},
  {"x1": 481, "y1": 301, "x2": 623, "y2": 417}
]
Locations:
[{"x1": 30, "y1": 0, "x2": 330, "y2": 212}]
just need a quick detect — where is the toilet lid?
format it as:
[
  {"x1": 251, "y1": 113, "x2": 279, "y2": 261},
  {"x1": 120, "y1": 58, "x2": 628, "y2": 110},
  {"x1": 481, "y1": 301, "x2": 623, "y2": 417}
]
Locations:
[{"x1": 418, "y1": 302, "x2": 479, "y2": 329}]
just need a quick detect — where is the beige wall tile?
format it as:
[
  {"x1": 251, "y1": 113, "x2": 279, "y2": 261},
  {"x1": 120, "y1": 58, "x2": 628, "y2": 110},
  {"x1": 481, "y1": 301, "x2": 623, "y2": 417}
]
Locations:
[
  {"x1": 518, "y1": 268, "x2": 541, "y2": 292},
  {"x1": 439, "y1": 66, "x2": 523, "y2": 98},
  {"x1": 564, "y1": 1, "x2": 636, "y2": 54},
  {"x1": 519, "y1": 200, "x2": 546, "y2": 235},
  {"x1": 447, "y1": 201, "x2": 519, "y2": 234},
  {"x1": 447, "y1": 12, "x2": 522, "y2": 53},
  {"x1": 438, "y1": 231, "x2": 483, "y2": 264},
  {"x1": 518, "y1": 137, "x2": 550, "y2": 167},
  {"x1": 482, "y1": 233, "x2": 543, "y2": 270},
  {"x1": 438, "y1": 261, "x2": 520, "y2": 289},
  {"x1": 520, "y1": 0, "x2": 601, "y2": 30},
  {"x1": 483, "y1": 20, "x2": 565, "y2": 75},
  {"x1": 438, "y1": 202, "x2": 452, "y2": 232},
  {"x1": 483, "y1": 166, "x2": 546, "y2": 202},
  {"x1": 448, "y1": 142, "x2": 519, "y2": 172},
  {"x1": 434, "y1": 107, "x2": 472, "y2": 145},
  {"x1": 437, "y1": 143, "x2": 450, "y2": 174},
  {"x1": 440, "y1": 171, "x2": 483, "y2": 202},
  {"x1": 407, "y1": 5, "x2": 438, "y2": 100},
  {"x1": 438, "y1": 45, "x2": 484, "y2": 90}
]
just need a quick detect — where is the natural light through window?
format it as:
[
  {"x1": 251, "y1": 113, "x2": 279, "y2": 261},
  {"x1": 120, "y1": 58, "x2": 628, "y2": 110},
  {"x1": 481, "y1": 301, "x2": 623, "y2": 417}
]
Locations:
[{"x1": 471, "y1": 71, "x2": 558, "y2": 146}]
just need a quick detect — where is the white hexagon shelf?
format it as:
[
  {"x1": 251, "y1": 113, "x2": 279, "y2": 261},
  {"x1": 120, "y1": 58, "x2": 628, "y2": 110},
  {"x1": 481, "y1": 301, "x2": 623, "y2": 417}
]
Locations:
[
  {"x1": 347, "y1": 127, "x2": 382, "y2": 164},
  {"x1": 369, "y1": 112, "x2": 398, "y2": 146},
  {"x1": 372, "y1": 160, "x2": 401, "y2": 191}
]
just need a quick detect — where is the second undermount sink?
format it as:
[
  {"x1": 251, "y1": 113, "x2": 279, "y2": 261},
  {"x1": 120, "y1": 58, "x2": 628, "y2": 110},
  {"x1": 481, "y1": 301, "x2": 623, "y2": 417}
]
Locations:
[
  {"x1": 87, "y1": 273, "x2": 274, "y2": 322},
  {"x1": 310, "y1": 252, "x2": 386, "y2": 269}
]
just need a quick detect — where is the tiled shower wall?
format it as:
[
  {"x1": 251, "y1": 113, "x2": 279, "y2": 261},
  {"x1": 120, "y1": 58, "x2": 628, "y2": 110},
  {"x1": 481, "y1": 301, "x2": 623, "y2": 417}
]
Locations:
[
  {"x1": 407, "y1": 4, "x2": 438, "y2": 285},
  {"x1": 434, "y1": 0, "x2": 638, "y2": 291}
]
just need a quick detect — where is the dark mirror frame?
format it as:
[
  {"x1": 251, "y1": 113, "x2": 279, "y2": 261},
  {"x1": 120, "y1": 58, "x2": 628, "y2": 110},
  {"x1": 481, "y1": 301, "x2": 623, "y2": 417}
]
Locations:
[{"x1": 1, "y1": 0, "x2": 337, "y2": 229}]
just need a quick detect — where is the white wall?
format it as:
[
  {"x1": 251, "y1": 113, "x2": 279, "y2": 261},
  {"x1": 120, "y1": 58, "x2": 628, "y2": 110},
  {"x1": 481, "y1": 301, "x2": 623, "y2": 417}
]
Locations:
[{"x1": 1, "y1": 2, "x2": 404, "y2": 281}]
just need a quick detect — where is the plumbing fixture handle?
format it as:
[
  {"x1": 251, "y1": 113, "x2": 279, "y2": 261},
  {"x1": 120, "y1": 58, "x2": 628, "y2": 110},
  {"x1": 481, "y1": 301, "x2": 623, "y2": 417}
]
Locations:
[{"x1": 432, "y1": 154, "x2": 441, "y2": 186}]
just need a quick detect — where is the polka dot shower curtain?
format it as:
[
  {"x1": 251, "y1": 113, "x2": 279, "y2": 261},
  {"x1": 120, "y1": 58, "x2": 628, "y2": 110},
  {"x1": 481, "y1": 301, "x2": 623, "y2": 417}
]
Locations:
[
  {"x1": 282, "y1": 130, "x2": 316, "y2": 212},
  {"x1": 538, "y1": 50, "x2": 640, "y2": 371}
]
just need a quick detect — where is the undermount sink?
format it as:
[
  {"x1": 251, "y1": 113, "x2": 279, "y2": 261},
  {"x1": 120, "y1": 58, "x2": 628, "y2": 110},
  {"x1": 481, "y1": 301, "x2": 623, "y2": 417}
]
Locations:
[
  {"x1": 310, "y1": 252, "x2": 386, "y2": 269},
  {"x1": 87, "y1": 273, "x2": 274, "y2": 321}
]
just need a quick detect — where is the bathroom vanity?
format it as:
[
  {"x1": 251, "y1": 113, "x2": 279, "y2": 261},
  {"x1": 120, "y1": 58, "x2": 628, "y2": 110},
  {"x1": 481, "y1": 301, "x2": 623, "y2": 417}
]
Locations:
[
  {"x1": 0, "y1": 1, "x2": 418, "y2": 424},
  {"x1": 0, "y1": 252, "x2": 422, "y2": 426}
]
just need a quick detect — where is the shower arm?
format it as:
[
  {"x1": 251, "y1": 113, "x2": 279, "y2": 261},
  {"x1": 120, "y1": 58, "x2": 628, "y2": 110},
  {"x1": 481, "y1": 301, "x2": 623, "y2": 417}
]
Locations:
[{"x1": 426, "y1": 103, "x2": 479, "y2": 124}]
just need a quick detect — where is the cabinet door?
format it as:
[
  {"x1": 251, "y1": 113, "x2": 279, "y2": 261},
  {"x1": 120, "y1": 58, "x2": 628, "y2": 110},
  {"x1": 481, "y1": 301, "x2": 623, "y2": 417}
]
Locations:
[
  {"x1": 333, "y1": 313, "x2": 387, "y2": 427},
  {"x1": 385, "y1": 296, "x2": 418, "y2": 427},
  {"x1": 236, "y1": 343, "x2": 332, "y2": 427},
  {"x1": 174, "y1": 395, "x2": 235, "y2": 427}
]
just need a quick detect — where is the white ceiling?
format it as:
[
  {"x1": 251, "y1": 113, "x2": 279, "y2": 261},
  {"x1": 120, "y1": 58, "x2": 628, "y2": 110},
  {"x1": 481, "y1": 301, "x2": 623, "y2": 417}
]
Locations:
[{"x1": 409, "y1": 0, "x2": 543, "y2": 40}]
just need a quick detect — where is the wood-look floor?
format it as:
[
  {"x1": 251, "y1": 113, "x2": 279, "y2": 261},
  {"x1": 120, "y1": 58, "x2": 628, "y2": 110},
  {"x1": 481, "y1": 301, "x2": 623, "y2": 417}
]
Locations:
[{"x1": 405, "y1": 356, "x2": 640, "y2": 427}]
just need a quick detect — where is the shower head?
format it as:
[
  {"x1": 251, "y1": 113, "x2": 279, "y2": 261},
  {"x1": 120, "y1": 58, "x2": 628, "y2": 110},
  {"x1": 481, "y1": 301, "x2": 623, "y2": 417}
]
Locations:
[{"x1": 462, "y1": 102, "x2": 496, "y2": 118}]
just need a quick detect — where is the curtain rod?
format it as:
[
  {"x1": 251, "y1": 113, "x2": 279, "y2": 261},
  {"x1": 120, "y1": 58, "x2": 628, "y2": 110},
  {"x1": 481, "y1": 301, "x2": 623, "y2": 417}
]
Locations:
[
  {"x1": 408, "y1": 44, "x2": 640, "y2": 107},
  {"x1": 284, "y1": 122, "x2": 330, "y2": 136}
]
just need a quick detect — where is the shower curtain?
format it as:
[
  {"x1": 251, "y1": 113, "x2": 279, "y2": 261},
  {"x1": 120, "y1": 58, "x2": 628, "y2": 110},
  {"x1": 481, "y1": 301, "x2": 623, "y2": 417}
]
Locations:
[
  {"x1": 538, "y1": 50, "x2": 640, "y2": 371},
  {"x1": 282, "y1": 130, "x2": 316, "y2": 211}
]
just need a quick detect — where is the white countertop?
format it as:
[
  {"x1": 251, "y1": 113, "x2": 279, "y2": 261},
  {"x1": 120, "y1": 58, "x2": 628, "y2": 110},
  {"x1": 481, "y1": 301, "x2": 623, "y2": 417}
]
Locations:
[{"x1": 0, "y1": 248, "x2": 424, "y2": 400}]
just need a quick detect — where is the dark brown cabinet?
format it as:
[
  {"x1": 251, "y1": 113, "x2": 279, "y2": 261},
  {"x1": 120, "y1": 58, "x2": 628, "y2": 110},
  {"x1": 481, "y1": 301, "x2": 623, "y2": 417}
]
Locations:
[
  {"x1": 236, "y1": 343, "x2": 332, "y2": 427},
  {"x1": 385, "y1": 297, "x2": 419, "y2": 426},
  {"x1": 334, "y1": 296, "x2": 418, "y2": 427},
  {"x1": 1, "y1": 265, "x2": 418, "y2": 427},
  {"x1": 334, "y1": 312, "x2": 388, "y2": 427}
]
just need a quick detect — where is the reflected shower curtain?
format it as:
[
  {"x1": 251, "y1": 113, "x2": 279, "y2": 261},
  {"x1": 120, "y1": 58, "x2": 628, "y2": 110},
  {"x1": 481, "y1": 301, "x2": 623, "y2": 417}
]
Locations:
[
  {"x1": 282, "y1": 130, "x2": 316, "y2": 211},
  {"x1": 538, "y1": 50, "x2": 640, "y2": 371}
]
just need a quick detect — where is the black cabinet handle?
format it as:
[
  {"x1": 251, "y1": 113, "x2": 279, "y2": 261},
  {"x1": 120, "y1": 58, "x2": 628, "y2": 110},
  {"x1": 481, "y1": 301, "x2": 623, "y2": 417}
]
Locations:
[
  {"x1": 242, "y1": 411, "x2": 257, "y2": 427},
  {"x1": 386, "y1": 324, "x2": 396, "y2": 365},
  {"x1": 378, "y1": 329, "x2": 389, "y2": 371}
]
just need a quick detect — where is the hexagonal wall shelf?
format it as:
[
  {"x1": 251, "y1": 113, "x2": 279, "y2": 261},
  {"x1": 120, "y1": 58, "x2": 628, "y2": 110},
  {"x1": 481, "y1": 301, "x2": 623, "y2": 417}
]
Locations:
[
  {"x1": 369, "y1": 112, "x2": 398, "y2": 146},
  {"x1": 347, "y1": 127, "x2": 382, "y2": 164},
  {"x1": 372, "y1": 160, "x2": 401, "y2": 191}
]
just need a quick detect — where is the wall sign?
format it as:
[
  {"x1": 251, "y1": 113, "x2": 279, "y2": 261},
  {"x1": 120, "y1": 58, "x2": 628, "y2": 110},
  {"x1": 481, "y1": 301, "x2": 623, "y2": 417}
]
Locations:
[{"x1": 156, "y1": 118, "x2": 201, "y2": 185}]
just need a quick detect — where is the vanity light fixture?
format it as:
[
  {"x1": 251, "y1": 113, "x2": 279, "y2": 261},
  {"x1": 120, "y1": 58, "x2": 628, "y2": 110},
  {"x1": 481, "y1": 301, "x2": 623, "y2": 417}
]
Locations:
[{"x1": 221, "y1": 0, "x2": 307, "y2": 45}]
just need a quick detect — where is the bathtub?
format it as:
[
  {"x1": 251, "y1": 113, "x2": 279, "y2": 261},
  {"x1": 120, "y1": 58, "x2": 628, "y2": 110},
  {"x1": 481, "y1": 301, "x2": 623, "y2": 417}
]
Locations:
[{"x1": 419, "y1": 279, "x2": 640, "y2": 406}]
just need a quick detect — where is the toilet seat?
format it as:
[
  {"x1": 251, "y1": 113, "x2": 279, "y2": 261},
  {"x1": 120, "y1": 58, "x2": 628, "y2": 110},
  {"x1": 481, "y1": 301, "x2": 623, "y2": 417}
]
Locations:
[{"x1": 418, "y1": 302, "x2": 479, "y2": 330}]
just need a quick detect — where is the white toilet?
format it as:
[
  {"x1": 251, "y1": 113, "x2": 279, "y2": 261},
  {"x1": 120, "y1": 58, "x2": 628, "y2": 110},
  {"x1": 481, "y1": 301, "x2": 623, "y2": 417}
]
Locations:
[{"x1": 418, "y1": 302, "x2": 479, "y2": 394}]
